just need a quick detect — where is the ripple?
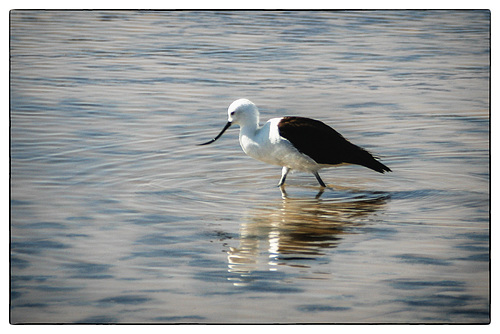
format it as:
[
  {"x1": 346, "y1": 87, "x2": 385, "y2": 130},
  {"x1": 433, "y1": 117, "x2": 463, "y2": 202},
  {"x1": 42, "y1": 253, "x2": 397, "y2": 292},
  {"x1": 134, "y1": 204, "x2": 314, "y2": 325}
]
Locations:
[
  {"x1": 97, "y1": 295, "x2": 152, "y2": 306},
  {"x1": 297, "y1": 304, "x2": 351, "y2": 313}
]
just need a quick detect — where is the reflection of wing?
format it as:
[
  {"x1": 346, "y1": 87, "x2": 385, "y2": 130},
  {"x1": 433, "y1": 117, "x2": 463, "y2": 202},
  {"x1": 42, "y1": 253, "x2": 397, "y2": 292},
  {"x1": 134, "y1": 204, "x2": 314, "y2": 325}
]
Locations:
[{"x1": 278, "y1": 117, "x2": 391, "y2": 173}]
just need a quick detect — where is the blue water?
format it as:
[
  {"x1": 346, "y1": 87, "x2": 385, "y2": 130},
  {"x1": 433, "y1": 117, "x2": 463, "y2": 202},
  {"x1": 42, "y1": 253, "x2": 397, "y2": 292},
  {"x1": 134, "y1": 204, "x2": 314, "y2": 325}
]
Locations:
[{"x1": 10, "y1": 10, "x2": 489, "y2": 323}]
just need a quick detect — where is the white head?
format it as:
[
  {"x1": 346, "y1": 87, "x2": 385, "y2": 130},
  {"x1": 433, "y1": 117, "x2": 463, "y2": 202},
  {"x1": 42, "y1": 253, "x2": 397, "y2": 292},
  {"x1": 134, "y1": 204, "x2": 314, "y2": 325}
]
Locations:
[
  {"x1": 198, "y1": 98, "x2": 260, "y2": 146},
  {"x1": 227, "y1": 98, "x2": 260, "y2": 126}
]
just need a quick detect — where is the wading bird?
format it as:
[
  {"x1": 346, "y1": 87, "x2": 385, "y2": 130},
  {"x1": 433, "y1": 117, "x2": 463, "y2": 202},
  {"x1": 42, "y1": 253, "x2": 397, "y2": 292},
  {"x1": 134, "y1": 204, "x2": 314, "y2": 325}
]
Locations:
[{"x1": 199, "y1": 99, "x2": 391, "y2": 187}]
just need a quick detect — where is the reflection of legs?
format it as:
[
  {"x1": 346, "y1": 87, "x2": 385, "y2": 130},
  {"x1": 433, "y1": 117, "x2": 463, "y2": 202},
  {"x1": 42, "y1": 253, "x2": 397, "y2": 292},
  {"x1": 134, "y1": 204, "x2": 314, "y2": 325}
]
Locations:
[
  {"x1": 279, "y1": 186, "x2": 288, "y2": 199},
  {"x1": 313, "y1": 171, "x2": 327, "y2": 188},
  {"x1": 278, "y1": 166, "x2": 290, "y2": 187},
  {"x1": 315, "y1": 188, "x2": 325, "y2": 199}
]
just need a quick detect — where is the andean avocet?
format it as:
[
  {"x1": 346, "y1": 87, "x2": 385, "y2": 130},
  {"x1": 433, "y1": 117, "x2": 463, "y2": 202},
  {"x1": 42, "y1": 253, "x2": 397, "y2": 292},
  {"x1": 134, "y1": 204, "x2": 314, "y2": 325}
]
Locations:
[{"x1": 199, "y1": 99, "x2": 391, "y2": 188}]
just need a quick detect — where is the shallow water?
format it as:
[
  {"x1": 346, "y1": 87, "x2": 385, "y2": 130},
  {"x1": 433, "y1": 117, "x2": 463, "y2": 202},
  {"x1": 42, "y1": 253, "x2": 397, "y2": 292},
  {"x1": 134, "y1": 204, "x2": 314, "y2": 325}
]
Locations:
[{"x1": 10, "y1": 10, "x2": 489, "y2": 323}]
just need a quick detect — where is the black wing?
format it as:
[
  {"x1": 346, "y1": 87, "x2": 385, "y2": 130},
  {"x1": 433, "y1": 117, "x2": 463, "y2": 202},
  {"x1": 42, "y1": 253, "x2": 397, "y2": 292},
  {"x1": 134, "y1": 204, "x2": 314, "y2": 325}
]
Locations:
[{"x1": 278, "y1": 117, "x2": 391, "y2": 173}]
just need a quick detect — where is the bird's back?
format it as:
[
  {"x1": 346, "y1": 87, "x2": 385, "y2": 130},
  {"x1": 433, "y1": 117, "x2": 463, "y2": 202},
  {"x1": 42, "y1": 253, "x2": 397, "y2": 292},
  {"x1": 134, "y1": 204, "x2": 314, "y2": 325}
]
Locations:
[{"x1": 278, "y1": 117, "x2": 391, "y2": 173}]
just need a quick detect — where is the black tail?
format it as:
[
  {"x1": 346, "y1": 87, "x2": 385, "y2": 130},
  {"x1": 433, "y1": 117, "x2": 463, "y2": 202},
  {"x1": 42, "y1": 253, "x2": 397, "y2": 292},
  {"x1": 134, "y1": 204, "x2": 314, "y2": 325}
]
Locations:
[
  {"x1": 361, "y1": 157, "x2": 392, "y2": 173},
  {"x1": 347, "y1": 147, "x2": 391, "y2": 174}
]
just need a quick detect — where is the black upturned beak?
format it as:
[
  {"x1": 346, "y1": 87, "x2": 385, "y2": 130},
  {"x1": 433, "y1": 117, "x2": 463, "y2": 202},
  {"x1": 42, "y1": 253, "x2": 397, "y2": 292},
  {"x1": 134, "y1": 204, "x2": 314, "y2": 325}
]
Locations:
[{"x1": 198, "y1": 121, "x2": 232, "y2": 146}]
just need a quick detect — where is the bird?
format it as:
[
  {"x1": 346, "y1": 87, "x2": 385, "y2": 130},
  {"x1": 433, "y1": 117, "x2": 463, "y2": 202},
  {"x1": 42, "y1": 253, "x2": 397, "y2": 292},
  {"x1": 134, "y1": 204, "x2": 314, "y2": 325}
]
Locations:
[{"x1": 199, "y1": 99, "x2": 391, "y2": 188}]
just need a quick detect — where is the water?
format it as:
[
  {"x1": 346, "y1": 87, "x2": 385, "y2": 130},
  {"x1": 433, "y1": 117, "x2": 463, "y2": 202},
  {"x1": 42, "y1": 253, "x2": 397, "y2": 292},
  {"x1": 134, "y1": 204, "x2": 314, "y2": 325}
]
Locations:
[{"x1": 10, "y1": 10, "x2": 490, "y2": 323}]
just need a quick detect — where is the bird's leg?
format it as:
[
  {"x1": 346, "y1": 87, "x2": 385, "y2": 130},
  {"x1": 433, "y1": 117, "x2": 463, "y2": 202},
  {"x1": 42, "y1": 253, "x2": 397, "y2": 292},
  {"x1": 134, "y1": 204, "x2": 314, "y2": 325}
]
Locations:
[
  {"x1": 313, "y1": 171, "x2": 327, "y2": 188},
  {"x1": 278, "y1": 166, "x2": 290, "y2": 187}
]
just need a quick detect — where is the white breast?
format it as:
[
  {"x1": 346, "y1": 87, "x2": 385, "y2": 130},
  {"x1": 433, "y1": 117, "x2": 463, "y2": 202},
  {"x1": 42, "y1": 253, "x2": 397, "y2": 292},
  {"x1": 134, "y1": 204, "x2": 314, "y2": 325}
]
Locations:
[{"x1": 238, "y1": 118, "x2": 319, "y2": 172}]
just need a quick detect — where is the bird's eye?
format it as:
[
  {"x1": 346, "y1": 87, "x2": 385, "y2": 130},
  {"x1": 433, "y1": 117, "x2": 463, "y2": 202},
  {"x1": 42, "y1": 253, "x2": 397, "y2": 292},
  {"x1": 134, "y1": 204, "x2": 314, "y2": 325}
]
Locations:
[{"x1": 230, "y1": 111, "x2": 235, "y2": 116}]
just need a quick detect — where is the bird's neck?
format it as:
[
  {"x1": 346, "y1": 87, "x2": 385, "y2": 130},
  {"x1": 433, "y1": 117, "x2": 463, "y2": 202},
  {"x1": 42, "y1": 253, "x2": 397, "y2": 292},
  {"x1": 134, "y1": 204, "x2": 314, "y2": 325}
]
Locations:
[{"x1": 239, "y1": 121, "x2": 260, "y2": 139}]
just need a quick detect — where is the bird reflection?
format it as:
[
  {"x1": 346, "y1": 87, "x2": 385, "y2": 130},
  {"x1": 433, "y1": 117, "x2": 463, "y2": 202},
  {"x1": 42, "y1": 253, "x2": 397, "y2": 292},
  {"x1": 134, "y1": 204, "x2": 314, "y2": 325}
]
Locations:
[
  {"x1": 279, "y1": 186, "x2": 325, "y2": 199},
  {"x1": 227, "y1": 191, "x2": 389, "y2": 285}
]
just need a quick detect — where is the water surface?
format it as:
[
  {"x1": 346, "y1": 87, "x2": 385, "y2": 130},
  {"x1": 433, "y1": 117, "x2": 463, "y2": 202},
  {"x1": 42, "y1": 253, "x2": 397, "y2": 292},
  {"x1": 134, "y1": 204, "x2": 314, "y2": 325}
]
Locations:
[{"x1": 10, "y1": 10, "x2": 489, "y2": 323}]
